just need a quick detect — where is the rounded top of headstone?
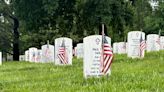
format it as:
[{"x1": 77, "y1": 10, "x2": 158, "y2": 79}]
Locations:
[
  {"x1": 118, "y1": 42, "x2": 126, "y2": 44},
  {"x1": 147, "y1": 34, "x2": 159, "y2": 36},
  {"x1": 55, "y1": 37, "x2": 72, "y2": 41},
  {"x1": 128, "y1": 31, "x2": 145, "y2": 34},
  {"x1": 113, "y1": 42, "x2": 118, "y2": 45},
  {"x1": 77, "y1": 43, "x2": 83, "y2": 46},
  {"x1": 29, "y1": 47, "x2": 37, "y2": 49},
  {"x1": 84, "y1": 35, "x2": 110, "y2": 40},
  {"x1": 84, "y1": 35, "x2": 101, "y2": 37},
  {"x1": 160, "y1": 36, "x2": 164, "y2": 38}
]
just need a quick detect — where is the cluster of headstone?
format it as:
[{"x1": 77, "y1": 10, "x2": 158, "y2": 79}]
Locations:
[
  {"x1": 18, "y1": 30, "x2": 113, "y2": 78},
  {"x1": 18, "y1": 31, "x2": 163, "y2": 78},
  {"x1": 20, "y1": 44, "x2": 54, "y2": 63},
  {"x1": 21, "y1": 38, "x2": 72, "y2": 65},
  {"x1": 113, "y1": 31, "x2": 163, "y2": 58},
  {"x1": 6, "y1": 30, "x2": 162, "y2": 79}
]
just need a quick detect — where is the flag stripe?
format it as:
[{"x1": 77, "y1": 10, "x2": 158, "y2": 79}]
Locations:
[
  {"x1": 58, "y1": 46, "x2": 68, "y2": 64},
  {"x1": 101, "y1": 40, "x2": 113, "y2": 74},
  {"x1": 103, "y1": 55, "x2": 113, "y2": 74}
]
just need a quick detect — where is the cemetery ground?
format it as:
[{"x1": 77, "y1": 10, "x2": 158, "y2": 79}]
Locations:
[{"x1": 0, "y1": 52, "x2": 164, "y2": 92}]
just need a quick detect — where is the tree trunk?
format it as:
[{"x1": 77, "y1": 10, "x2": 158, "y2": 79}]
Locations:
[{"x1": 10, "y1": 15, "x2": 19, "y2": 61}]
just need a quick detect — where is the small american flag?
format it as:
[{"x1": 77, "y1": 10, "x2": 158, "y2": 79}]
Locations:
[
  {"x1": 123, "y1": 36, "x2": 126, "y2": 50},
  {"x1": 32, "y1": 51, "x2": 36, "y2": 61},
  {"x1": 100, "y1": 24, "x2": 113, "y2": 75},
  {"x1": 139, "y1": 33, "x2": 146, "y2": 57},
  {"x1": 45, "y1": 48, "x2": 51, "y2": 58},
  {"x1": 57, "y1": 40, "x2": 68, "y2": 64}
]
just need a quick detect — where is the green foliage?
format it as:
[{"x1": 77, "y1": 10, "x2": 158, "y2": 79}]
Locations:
[
  {"x1": 0, "y1": 0, "x2": 15, "y2": 56},
  {"x1": 1, "y1": 0, "x2": 164, "y2": 53},
  {"x1": 0, "y1": 51, "x2": 164, "y2": 92}
]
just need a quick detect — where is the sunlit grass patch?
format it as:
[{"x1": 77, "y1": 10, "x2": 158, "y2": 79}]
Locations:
[{"x1": 0, "y1": 51, "x2": 164, "y2": 92}]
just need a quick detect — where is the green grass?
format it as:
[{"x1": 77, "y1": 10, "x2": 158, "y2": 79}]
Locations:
[{"x1": 0, "y1": 51, "x2": 164, "y2": 92}]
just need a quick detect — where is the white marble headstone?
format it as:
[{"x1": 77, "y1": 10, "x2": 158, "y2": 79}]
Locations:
[
  {"x1": 127, "y1": 31, "x2": 145, "y2": 58},
  {"x1": 147, "y1": 34, "x2": 160, "y2": 52},
  {"x1": 74, "y1": 47, "x2": 77, "y2": 57},
  {"x1": 29, "y1": 47, "x2": 38, "y2": 62},
  {"x1": 160, "y1": 36, "x2": 164, "y2": 50},
  {"x1": 41, "y1": 44, "x2": 54, "y2": 63},
  {"x1": 19, "y1": 55, "x2": 25, "y2": 61},
  {"x1": 0, "y1": 52, "x2": 2, "y2": 65},
  {"x1": 83, "y1": 35, "x2": 111, "y2": 78},
  {"x1": 126, "y1": 42, "x2": 128, "y2": 53},
  {"x1": 77, "y1": 43, "x2": 84, "y2": 59},
  {"x1": 25, "y1": 50, "x2": 29, "y2": 62},
  {"x1": 118, "y1": 42, "x2": 126, "y2": 54},
  {"x1": 36, "y1": 50, "x2": 42, "y2": 62},
  {"x1": 113, "y1": 43, "x2": 118, "y2": 54},
  {"x1": 55, "y1": 37, "x2": 72, "y2": 65}
]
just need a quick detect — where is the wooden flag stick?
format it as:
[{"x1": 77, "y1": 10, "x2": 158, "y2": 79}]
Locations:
[
  {"x1": 47, "y1": 40, "x2": 49, "y2": 45},
  {"x1": 47, "y1": 40, "x2": 49, "y2": 48}
]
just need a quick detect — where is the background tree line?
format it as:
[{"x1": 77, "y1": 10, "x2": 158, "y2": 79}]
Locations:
[{"x1": 0, "y1": 0, "x2": 164, "y2": 60}]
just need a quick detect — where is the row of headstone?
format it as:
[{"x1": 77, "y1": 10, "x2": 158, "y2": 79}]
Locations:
[
  {"x1": 23, "y1": 37, "x2": 73, "y2": 65},
  {"x1": 18, "y1": 30, "x2": 163, "y2": 79},
  {"x1": 18, "y1": 34, "x2": 112, "y2": 79},
  {"x1": 23, "y1": 45, "x2": 55, "y2": 63},
  {"x1": 34, "y1": 31, "x2": 160, "y2": 77},
  {"x1": 113, "y1": 31, "x2": 164, "y2": 58}
]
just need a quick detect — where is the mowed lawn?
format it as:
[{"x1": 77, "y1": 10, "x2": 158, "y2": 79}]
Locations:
[{"x1": 0, "y1": 52, "x2": 164, "y2": 92}]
